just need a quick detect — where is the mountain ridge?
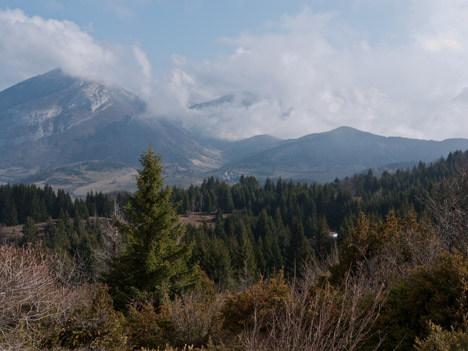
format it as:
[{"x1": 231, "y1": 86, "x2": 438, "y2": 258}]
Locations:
[
  {"x1": 2, "y1": 70, "x2": 468, "y2": 194},
  {"x1": 218, "y1": 126, "x2": 468, "y2": 183}
]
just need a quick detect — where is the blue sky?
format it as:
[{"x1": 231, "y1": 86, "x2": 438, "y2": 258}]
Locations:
[
  {"x1": 2, "y1": 0, "x2": 468, "y2": 140},
  {"x1": 3, "y1": 1, "x2": 406, "y2": 75}
]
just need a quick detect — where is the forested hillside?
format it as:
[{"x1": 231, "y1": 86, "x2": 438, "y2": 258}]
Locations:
[
  {"x1": 170, "y1": 151, "x2": 467, "y2": 286},
  {"x1": 2, "y1": 149, "x2": 468, "y2": 350}
]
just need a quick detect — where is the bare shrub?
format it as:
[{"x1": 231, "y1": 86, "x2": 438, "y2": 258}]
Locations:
[
  {"x1": 162, "y1": 286, "x2": 225, "y2": 347},
  {"x1": 0, "y1": 244, "x2": 81, "y2": 350},
  {"x1": 94, "y1": 202, "x2": 126, "y2": 264},
  {"x1": 414, "y1": 322, "x2": 468, "y2": 351},
  {"x1": 426, "y1": 164, "x2": 468, "y2": 251},
  {"x1": 366, "y1": 212, "x2": 443, "y2": 284},
  {"x1": 59, "y1": 284, "x2": 128, "y2": 350},
  {"x1": 241, "y1": 267, "x2": 385, "y2": 351},
  {"x1": 333, "y1": 211, "x2": 443, "y2": 286}
]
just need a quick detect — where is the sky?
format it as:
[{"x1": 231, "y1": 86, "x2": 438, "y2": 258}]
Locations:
[{"x1": 1, "y1": 0, "x2": 468, "y2": 141}]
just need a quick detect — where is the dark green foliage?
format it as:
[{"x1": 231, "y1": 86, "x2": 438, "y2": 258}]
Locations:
[
  {"x1": 20, "y1": 216, "x2": 38, "y2": 246},
  {"x1": 189, "y1": 226, "x2": 233, "y2": 289},
  {"x1": 255, "y1": 210, "x2": 283, "y2": 273},
  {"x1": 235, "y1": 228, "x2": 259, "y2": 285},
  {"x1": 2, "y1": 195, "x2": 18, "y2": 226},
  {"x1": 73, "y1": 198, "x2": 90, "y2": 220},
  {"x1": 44, "y1": 211, "x2": 73, "y2": 253},
  {"x1": 286, "y1": 216, "x2": 313, "y2": 276},
  {"x1": 315, "y1": 216, "x2": 332, "y2": 256},
  {"x1": 103, "y1": 147, "x2": 200, "y2": 309},
  {"x1": 86, "y1": 191, "x2": 114, "y2": 217},
  {"x1": 374, "y1": 252, "x2": 468, "y2": 351},
  {"x1": 0, "y1": 184, "x2": 114, "y2": 227}
]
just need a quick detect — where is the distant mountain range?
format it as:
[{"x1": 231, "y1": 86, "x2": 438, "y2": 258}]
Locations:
[
  {"x1": 216, "y1": 126, "x2": 468, "y2": 182},
  {"x1": 1, "y1": 69, "x2": 468, "y2": 195}
]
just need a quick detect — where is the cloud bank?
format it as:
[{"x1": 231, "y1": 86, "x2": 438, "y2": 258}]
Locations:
[
  {"x1": 3, "y1": 2, "x2": 468, "y2": 141},
  {"x1": 167, "y1": 2, "x2": 468, "y2": 141},
  {"x1": 0, "y1": 8, "x2": 152, "y2": 99}
]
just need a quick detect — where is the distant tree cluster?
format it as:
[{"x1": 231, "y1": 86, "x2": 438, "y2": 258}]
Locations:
[
  {"x1": 0, "y1": 184, "x2": 114, "y2": 226},
  {"x1": 0, "y1": 185, "x2": 116, "y2": 280}
]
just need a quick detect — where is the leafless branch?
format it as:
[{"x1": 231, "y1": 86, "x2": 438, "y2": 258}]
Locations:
[{"x1": 241, "y1": 266, "x2": 385, "y2": 351}]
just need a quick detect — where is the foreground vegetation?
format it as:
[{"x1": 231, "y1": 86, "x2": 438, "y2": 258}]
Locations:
[{"x1": 1, "y1": 149, "x2": 468, "y2": 350}]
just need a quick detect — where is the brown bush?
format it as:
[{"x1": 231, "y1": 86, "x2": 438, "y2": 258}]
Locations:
[
  {"x1": 221, "y1": 272, "x2": 289, "y2": 335},
  {"x1": 332, "y1": 211, "x2": 442, "y2": 285},
  {"x1": 126, "y1": 300, "x2": 163, "y2": 349},
  {"x1": 160, "y1": 273, "x2": 225, "y2": 347},
  {"x1": 0, "y1": 244, "x2": 82, "y2": 350},
  {"x1": 58, "y1": 284, "x2": 128, "y2": 350},
  {"x1": 239, "y1": 268, "x2": 385, "y2": 351}
]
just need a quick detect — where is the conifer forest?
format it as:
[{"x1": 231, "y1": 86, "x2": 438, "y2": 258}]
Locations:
[{"x1": 2, "y1": 148, "x2": 468, "y2": 350}]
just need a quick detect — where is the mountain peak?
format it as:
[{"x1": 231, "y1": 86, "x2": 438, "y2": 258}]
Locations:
[
  {"x1": 41, "y1": 67, "x2": 65, "y2": 77},
  {"x1": 190, "y1": 91, "x2": 258, "y2": 110},
  {"x1": 329, "y1": 126, "x2": 365, "y2": 134},
  {"x1": 0, "y1": 69, "x2": 218, "y2": 174}
]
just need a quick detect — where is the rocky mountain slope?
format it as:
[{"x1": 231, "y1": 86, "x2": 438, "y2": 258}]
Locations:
[{"x1": 0, "y1": 69, "x2": 220, "y2": 177}]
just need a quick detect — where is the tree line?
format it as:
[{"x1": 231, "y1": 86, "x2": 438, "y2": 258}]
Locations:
[{"x1": 0, "y1": 184, "x2": 115, "y2": 226}]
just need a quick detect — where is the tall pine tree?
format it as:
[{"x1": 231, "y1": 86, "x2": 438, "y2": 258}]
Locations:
[{"x1": 103, "y1": 147, "x2": 199, "y2": 309}]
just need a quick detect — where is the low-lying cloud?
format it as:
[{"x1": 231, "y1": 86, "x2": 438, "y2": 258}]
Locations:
[{"x1": 165, "y1": 3, "x2": 468, "y2": 141}]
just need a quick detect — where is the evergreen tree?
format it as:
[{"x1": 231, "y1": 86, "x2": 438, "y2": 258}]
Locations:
[
  {"x1": 73, "y1": 212, "x2": 85, "y2": 236},
  {"x1": 316, "y1": 216, "x2": 332, "y2": 256},
  {"x1": 20, "y1": 216, "x2": 38, "y2": 246},
  {"x1": 286, "y1": 216, "x2": 313, "y2": 277},
  {"x1": 214, "y1": 209, "x2": 227, "y2": 240},
  {"x1": 218, "y1": 182, "x2": 234, "y2": 213},
  {"x1": 45, "y1": 210, "x2": 73, "y2": 253},
  {"x1": 3, "y1": 196, "x2": 18, "y2": 226},
  {"x1": 235, "y1": 228, "x2": 258, "y2": 286},
  {"x1": 203, "y1": 235, "x2": 233, "y2": 288},
  {"x1": 74, "y1": 198, "x2": 90, "y2": 220},
  {"x1": 103, "y1": 147, "x2": 199, "y2": 309}
]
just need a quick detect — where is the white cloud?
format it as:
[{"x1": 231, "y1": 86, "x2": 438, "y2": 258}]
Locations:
[
  {"x1": 0, "y1": 8, "x2": 150, "y2": 98},
  {"x1": 133, "y1": 46, "x2": 152, "y2": 96},
  {"x1": 158, "y1": 3, "x2": 468, "y2": 141},
  {"x1": 423, "y1": 35, "x2": 463, "y2": 52}
]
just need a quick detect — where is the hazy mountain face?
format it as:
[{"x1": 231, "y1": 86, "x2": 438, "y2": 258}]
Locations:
[
  {"x1": 0, "y1": 68, "x2": 142, "y2": 144},
  {"x1": 217, "y1": 126, "x2": 468, "y2": 183},
  {"x1": 0, "y1": 69, "x2": 220, "y2": 171}
]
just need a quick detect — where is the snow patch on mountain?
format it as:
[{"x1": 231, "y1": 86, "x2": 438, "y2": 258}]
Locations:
[
  {"x1": 82, "y1": 83, "x2": 111, "y2": 112},
  {"x1": 24, "y1": 106, "x2": 62, "y2": 125}
]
